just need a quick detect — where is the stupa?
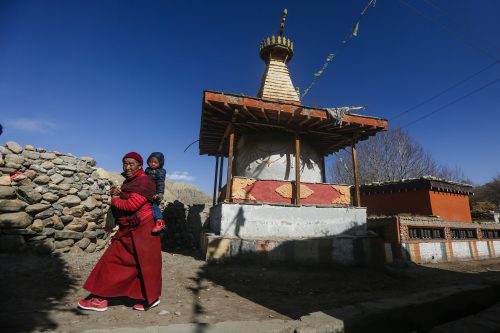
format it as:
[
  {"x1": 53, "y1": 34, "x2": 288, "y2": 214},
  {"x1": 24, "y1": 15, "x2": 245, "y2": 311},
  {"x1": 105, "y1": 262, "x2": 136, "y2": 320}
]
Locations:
[{"x1": 199, "y1": 10, "x2": 388, "y2": 263}]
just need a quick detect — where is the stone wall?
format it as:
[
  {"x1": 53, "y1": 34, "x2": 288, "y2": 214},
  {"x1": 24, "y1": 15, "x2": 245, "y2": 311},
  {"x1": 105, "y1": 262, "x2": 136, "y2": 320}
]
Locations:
[{"x1": 0, "y1": 141, "x2": 112, "y2": 255}]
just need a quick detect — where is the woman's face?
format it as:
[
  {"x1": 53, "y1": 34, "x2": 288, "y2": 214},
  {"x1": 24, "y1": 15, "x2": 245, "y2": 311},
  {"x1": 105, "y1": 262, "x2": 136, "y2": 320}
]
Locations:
[{"x1": 123, "y1": 158, "x2": 141, "y2": 177}]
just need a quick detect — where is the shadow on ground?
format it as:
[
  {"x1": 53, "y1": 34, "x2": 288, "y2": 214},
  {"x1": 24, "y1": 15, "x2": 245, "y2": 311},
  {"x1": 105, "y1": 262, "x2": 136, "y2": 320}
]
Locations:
[
  {"x1": 0, "y1": 251, "x2": 79, "y2": 333},
  {"x1": 186, "y1": 246, "x2": 500, "y2": 333}
]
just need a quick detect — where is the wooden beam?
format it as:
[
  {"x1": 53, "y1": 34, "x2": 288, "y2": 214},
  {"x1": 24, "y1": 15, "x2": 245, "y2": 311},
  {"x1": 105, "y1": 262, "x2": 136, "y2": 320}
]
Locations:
[
  {"x1": 298, "y1": 116, "x2": 311, "y2": 126},
  {"x1": 216, "y1": 110, "x2": 239, "y2": 153},
  {"x1": 218, "y1": 155, "x2": 224, "y2": 202},
  {"x1": 225, "y1": 127, "x2": 235, "y2": 202},
  {"x1": 212, "y1": 155, "x2": 219, "y2": 206},
  {"x1": 206, "y1": 101, "x2": 231, "y2": 116},
  {"x1": 321, "y1": 155, "x2": 327, "y2": 183},
  {"x1": 294, "y1": 133, "x2": 301, "y2": 205},
  {"x1": 240, "y1": 106, "x2": 259, "y2": 121},
  {"x1": 352, "y1": 140, "x2": 361, "y2": 207},
  {"x1": 260, "y1": 107, "x2": 269, "y2": 122},
  {"x1": 204, "y1": 91, "x2": 388, "y2": 130}
]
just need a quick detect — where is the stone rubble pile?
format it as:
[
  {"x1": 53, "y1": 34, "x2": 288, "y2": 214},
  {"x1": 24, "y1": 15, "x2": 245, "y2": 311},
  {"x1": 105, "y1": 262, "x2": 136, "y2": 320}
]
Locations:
[{"x1": 0, "y1": 141, "x2": 113, "y2": 255}]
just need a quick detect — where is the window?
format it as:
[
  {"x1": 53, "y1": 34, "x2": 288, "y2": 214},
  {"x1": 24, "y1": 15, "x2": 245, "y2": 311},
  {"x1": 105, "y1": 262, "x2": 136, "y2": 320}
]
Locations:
[
  {"x1": 451, "y1": 229, "x2": 477, "y2": 239},
  {"x1": 482, "y1": 230, "x2": 500, "y2": 239},
  {"x1": 408, "y1": 227, "x2": 444, "y2": 240}
]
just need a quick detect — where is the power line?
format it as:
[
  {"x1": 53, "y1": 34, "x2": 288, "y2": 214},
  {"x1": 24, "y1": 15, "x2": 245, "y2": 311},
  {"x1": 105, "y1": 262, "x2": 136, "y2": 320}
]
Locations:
[
  {"x1": 401, "y1": 74, "x2": 500, "y2": 128},
  {"x1": 422, "y1": 0, "x2": 500, "y2": 53},
  {"x1": 389, "y1": 59, "x2": 500, "y2": 120},
  {"x1": 399, "y1": 0, "x2": 497, "y2": 60}
]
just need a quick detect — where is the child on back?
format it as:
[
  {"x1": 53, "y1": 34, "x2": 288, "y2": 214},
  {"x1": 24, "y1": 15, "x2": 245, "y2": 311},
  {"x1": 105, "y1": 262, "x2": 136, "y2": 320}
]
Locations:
[{"x1": 145, "y1": 152, "x2": 167, "y2": 234}]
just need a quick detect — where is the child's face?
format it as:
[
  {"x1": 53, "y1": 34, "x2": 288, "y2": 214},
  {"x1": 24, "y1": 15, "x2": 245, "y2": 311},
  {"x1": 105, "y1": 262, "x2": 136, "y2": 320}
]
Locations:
[{"x1": 148, "y1": 157, "x2": 161, "y2": 169}]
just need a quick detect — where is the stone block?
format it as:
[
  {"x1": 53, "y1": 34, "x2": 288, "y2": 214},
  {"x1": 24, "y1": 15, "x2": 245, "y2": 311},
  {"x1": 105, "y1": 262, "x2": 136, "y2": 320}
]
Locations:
[
  {"x1": 41, "y1": 227, "x2": 55, "y2": 236},
  {"x1": 34, "y1": 208, "x2": 55, "y2": 220},
  {"x1": 0, "y1": 175, "x2": 11, "y2": 186},
  {"x1": 75, "y1": 237, "x2": 91, "y2": 249},
  {"x1": 55, "y1": 230, "x2": 83, "y2": 240},
  {"x1": 58, "y1": 164, "x2": 77, "y2": 171},
  {"x1": 30, "y1": 219, "x2": 45, "y2": 232},
  {"x1": 42, "y1": 192, "x2": 59, "y2": 202},
  {"x1": 25, "y1": 203, "x2": 51, "y2": 214},
  {"x1": 40, "y1": 152, "x2": 56, "y2": 160},
  {"x1": 64, "y1": 217, "x2": 88, "y2": 232},
  {"x1": 6, "y1": 141, "x2": 23, "y2": 153},
  {"x1": 5, "y1": 154, "x2": 24, "y2": 165},
  {"x1": 85, "y1": 242, "x2": 97, "y2": 253},
  {"x1": 0, "y1": 212, "x2": 33, "y2": 229},
  {"x1": 0, "y1": 186, "x2": 16, "y2": 199},
  {"x1": 55, "y1": 239, "x2": 75, "y2": 249},
  {"x1": 30, "y1": 164, "x2": 47, "y2": 174},
  {"x1": 77, "y1": 189, "x2": 90, "y2": 200},
  {"x1": 24, "y1": 170, "x2": 37, "y2": 179},
  {"x1": 22, "y1": 150, "x2": 40, "y2": 159},
  {"x1": 83, "y1": 196, "x2": 99, "y2": 211},
  {"x1": 42, "y1": 215, "x2": 63, "y2": 229},
  {"x1": 60, "y1": 155, "x2": 77, "y2": 164},
  {"x1": 50, "y1": 174, "x2": 64, "y2": 184},
  {"x1": 57, "y1": 195, "x2": 81, "y2": 207},
  {"x1": 60, "y1": 215, "x2": 74, "y2": 224},
  {"x1": 80, "y1": 157, "x2": 96, "y2": 166},
  {"x1": 83, "y1": 230, "x2": 97, "y2": 239},
  {"x1": 17, "y1": 186, "x2": 42, "y2": 204},
  {"x1": 0, "y1": 199, "x2": 28, "y2": 212},
  {"x1": 96, "y1": 238, "x2": 107, "y2": 250},
  {"x1": 34, "y1": 175, "x2": 50, "y2": 185},
  {"x1": 63, "y1": 205, "x2": 85, "y2": 217}
]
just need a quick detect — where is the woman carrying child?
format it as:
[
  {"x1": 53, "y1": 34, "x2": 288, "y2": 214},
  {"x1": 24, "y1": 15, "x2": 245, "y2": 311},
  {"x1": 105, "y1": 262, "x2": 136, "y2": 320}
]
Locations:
[{"x1": 78, "y1": 152, "x2": 162, "y2": 311}]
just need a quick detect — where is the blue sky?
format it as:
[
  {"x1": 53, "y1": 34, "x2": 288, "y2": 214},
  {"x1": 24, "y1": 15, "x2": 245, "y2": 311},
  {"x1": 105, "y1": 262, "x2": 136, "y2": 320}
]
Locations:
[{"x1": 1, "y1": 0, "x2": 499, "y2": 193}]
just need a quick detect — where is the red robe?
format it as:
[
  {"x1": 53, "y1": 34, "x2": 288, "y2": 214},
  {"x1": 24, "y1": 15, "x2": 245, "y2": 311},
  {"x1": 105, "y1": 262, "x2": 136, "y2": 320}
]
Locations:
[{"x1": 83, "y1": 169, "x2": 162, "y2": 304}]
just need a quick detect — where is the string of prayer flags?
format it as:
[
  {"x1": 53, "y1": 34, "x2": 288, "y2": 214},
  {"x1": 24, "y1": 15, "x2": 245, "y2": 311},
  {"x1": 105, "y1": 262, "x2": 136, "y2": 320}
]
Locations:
[{"x1": 301, "y1": 0, "x2": 376, "y2": 99}]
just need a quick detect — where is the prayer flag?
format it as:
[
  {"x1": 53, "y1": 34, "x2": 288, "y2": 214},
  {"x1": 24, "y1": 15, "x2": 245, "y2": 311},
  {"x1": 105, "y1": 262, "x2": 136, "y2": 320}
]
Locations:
[{"x1": 352, "y1": 22, "x2": 359, "y2": 37}]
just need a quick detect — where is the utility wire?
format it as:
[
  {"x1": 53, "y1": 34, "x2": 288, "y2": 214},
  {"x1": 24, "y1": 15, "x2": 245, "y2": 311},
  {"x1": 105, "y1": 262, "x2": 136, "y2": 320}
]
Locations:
[
  {"x1": 389, "y1": 59, "x2": 500, "y2": 120},
  {"x1": 399, "y1": 0, "x2": 497, "y2": 60},
  {"x1": 422, "y1": 0, "x2": 500, "y2": 53},
  {"x1": 401, "y1": 74, "x2": 500, "y2": 128}
]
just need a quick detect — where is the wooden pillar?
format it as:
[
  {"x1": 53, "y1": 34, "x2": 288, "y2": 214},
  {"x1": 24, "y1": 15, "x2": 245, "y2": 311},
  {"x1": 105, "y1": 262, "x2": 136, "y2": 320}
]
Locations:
[
  {"x1": 225, "y1": 126, "x2": 235, "y2": 202},
  {"x1": 351, "y1": 141, "x2": 361, "y2": 207},
  {"x1": 212, "y1": 155, "x2": 219, "y2": 206},
  {"x1": 294, "y1": 133, "x2": 301, "y2": 205},
  {"x1": 217, "y1": 156, "x2": 224, "y2": 203},
  {"x1": 321, "y1": 155, "x2": 327, "y2": 183}
]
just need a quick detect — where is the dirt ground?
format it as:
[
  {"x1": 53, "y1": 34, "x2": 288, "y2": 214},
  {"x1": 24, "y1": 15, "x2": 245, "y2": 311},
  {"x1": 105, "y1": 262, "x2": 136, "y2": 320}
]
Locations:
[{"x1": 1, "y1": 248, "x2": 500, "y2": 333}]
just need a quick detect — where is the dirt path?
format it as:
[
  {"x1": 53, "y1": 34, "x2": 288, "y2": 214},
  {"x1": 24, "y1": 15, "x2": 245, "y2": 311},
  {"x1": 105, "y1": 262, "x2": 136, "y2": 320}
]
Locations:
[{"x1": 1, "y1": 250, "x2": 500, "y2": 333}]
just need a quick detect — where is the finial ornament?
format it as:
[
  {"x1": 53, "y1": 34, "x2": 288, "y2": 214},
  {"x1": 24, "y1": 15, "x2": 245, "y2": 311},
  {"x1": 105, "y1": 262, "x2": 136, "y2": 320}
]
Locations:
[{"x1": 279, "y1": 9, "x2": 287, "y2": 37}]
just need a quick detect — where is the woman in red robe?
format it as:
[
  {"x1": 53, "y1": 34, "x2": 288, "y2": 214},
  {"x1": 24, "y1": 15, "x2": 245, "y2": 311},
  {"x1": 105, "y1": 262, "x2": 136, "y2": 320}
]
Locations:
[{"x1": 78, "y1": 152, "x2": 162, "y2": 311}]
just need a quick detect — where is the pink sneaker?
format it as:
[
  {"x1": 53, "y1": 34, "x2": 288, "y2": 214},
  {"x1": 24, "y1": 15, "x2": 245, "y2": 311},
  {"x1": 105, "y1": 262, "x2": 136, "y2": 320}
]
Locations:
[
  {"x1": 78, "y1": 297, "x2": 108, "y2": 311},
  {"x1": 133, "y1": 298, "x2": 160, "y2": 311},
  {"x1": 151, "y1": 220, "x2": 166, "y2": 235}
]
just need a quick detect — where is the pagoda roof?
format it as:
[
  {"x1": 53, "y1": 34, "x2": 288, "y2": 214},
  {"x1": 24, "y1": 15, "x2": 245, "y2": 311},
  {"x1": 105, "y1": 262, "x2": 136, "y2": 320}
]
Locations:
[{"x1": 199, "y1": 90, "x2": 388, "y2": 157}]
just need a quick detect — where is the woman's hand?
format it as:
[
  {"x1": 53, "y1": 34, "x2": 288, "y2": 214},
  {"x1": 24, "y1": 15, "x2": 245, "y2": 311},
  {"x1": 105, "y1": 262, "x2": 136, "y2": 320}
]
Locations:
[{"x1": 110, "y1": 186, "x2": 122, "y2": 196}]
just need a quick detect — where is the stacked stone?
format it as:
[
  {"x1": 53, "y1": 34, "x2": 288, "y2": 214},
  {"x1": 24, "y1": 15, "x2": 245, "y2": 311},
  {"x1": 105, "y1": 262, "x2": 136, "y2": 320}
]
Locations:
[
  {"x1": 159, "y1": 202, "x2": 211, "y2": 251},
  {"x1": 161, "y1": 200, "x2": 198, "y2": 250},
  {"x1": 0, "y1": 141, "x2": 112, "y2": 255}
]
